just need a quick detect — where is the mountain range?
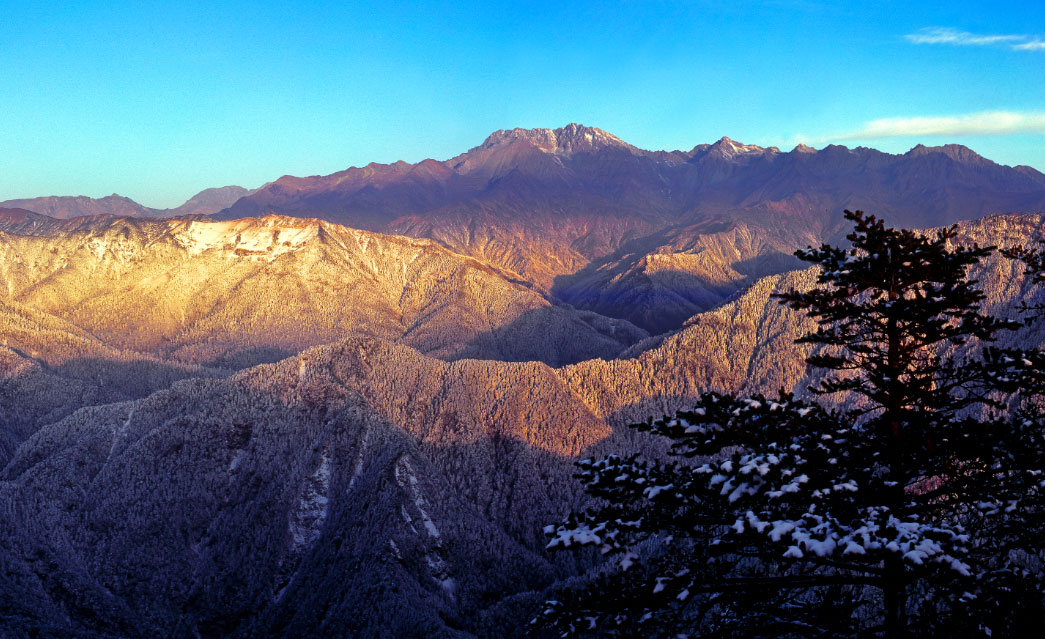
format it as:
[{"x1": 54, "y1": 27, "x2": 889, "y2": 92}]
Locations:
[
  {"x1": 10, "y1": 124, "x2": 1045, "y2": 334},
  {"x1": 0, "y1": 185, "x2": 255, "y2": 220},
  {"x1": 3, "y1": 125, "x2": 1045, "y2": 638},
  {"x1": 221, "y1": 125, "x2": 1045, "y2": 243},
  {"x1": 215, "y1": 124, "x2": 1045, "y2": 331}
]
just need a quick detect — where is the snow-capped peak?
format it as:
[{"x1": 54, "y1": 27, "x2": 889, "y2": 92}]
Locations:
[
  {"x1": 708, "y1": 136, "x2": 765, "y2": 159},
  {"x1": 479, "y1": 124, "x2": 633, "y2": 154}
]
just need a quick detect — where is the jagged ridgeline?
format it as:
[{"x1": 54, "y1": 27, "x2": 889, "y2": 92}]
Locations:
[{"x1": 2, "y1": 125, "x2": 1045, "y2": 638}]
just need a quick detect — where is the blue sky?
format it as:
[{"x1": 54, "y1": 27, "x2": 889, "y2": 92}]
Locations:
[{"x1": 2, "y1": 0, "x2": 1043, "y2": 208}]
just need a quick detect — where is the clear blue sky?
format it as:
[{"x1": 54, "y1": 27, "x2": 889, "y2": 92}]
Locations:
[{"x1": 2, "y1": 0, "x2": 1043, "y2": 208}]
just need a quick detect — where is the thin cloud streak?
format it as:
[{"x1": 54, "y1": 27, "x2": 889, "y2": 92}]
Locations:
[
  {"x1": 905, "y1": 27, "x2": 1042, "y2": 51},
  {"x1": 1014, "y1": 40, "x2": 1045, "y2": 51},
  {"x1": 833, "y1": 112, "x2": 1045, "y2": 140},
  {"x1": 905, "y1": 27, "x2": 1024, "y2": 46}
]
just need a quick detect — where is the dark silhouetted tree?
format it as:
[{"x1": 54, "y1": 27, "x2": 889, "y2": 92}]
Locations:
[{"x1": 537, "y1": 211, "x2": 1045, "y2": 638}]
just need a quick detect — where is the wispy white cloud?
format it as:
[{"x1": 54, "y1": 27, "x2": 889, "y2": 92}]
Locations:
[
  {"x1": 834, "y1": 111, "x2": 1045, "y2": 140},
  {"x1": 905, "y1": 27, "x2": 1042, "y2": 51},
  {"x1": 1013, "y1": 39, "x2": 1045, "y2": 51},
  {"x1": 905, "y1": 27, "x2": 1024, "y2": 46}
]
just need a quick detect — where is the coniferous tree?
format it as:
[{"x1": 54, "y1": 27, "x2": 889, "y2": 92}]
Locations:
[
  {"x1": 537, "y1": 211, "x2": 1045, "y2": 638},
  {"x1": 1002, "y1": 240, "x2": 1045, "y2": 319},
  {"x1": 1003, "y1": 240, "x2": 1045, "y2": 284}
]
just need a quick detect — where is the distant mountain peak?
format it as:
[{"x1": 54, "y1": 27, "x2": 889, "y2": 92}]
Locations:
[
  {"x1": 706, "y1": 136, "x2": 766, "y2": 159},
  {"x1": 171, "y1": 185, "x2": 254, "y2": 216},
  {"x1": 905, "y1": 143, "x2": 989, "y2": 164},
  {"x1": 685, "y1": 136, "x2": 769, "y2": 162},
  {"x1": 480, "y1": 123, "x2": 633, "y2": 154},
  {"x1": 793, "y1": 143, "x2": 817, "y2": 153},
  {"x1": 1, "y1": 185, "x2": 253, "y2": 220},
  {"x1": 0, "y1": 207, "x2": 41, "y2": 224},
  {"x1": 0, "y1": 194, "x2": 156, "y2": 220}
]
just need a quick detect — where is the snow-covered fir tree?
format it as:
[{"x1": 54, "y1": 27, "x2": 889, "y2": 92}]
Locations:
[{"x1": 536, "y1": 211, "x2": 1045, "y2": 638}]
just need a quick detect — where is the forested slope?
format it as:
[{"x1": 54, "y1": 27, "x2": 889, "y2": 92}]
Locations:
[
  {"x1": 1, "y1": 214, "x2": 1043, "y2": 638},
  {"x1": 0, "y1": 214, "x2": 645, "y2": 369}
]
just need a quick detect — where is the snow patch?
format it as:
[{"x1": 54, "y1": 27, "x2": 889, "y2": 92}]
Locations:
[
  {"x1": 355, "y1": 231, "x2": 371, "y2": 253},
  {"x1": 395, "y1": 455, "x2": 455, "y2": 598},
  {"x1": 395, "y1": 456, "x2": 440, "y2": 538},
  {"x1": 106, "y1": 405, "x2": 135, "y2": 464},
  {"x1": 348, "y1": 426, "x2": 368, "y2": 490},
  {"x1": 427, "y1": 554, "x2": 457, "y2": 596},
  {"x1": 174, "y1": 217, "x2": 318, "y2": 260},
  {"x1": 228, "y1": 448, "x2": 247, "y2": 472},
  {"x1": 287, "y1": 449, "x2": 331, "y2": 552}
]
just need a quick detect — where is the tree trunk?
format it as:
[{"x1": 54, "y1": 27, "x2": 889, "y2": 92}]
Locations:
[
  {"x1": 883, "y1": 555, "x2": 904, "y2": 639},
  {"x1": 883, "y1": 282, "x2": 906, "y2": 638}
]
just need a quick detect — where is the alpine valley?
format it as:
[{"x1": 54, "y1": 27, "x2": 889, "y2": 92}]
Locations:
[{"x1": 3, "y1": 125, "x2": 1045, "y2": 638}]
